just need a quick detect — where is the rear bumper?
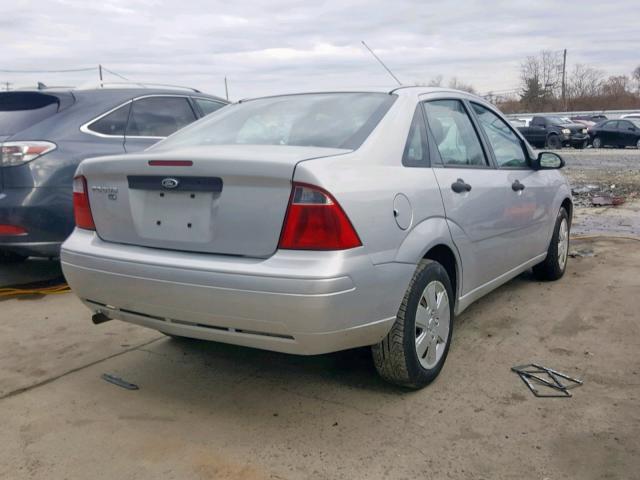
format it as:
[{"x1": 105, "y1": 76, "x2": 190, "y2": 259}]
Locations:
[
  {"x1": 61, "y1": 229, "x2": 413, "y2": 355},
  {"x1": 0, "y1": 186, "x2": 73, "y2": 257}
]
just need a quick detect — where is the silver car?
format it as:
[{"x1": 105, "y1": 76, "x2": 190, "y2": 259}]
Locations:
[{"x1": 61, "y1": 87, "x2": 572, "y2": 388}]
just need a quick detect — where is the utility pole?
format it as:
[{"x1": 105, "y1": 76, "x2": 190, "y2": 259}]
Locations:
[
  {"x1": 4, "y1": 82, "x2": 10, "y2": 91},
  {"x1": 99, "y1": 64, "x2": 103, "y2": 88},
  {"x1": 561, "y1": 49, "x2": 567, "y2": 109},
  {"x1": 224, "y1": 77, "x2": 229, "y2": 101}
]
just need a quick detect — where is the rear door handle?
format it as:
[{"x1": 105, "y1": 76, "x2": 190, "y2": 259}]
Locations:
[
  {"x1": 512, "y1": 180, "x2": 526, "y2": 191},
  {"x1": 451, "y1": 178, "x2": 472, "y2": 193}
]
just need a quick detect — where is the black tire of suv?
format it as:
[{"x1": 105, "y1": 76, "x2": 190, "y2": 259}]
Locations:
[
  {"x1": 592, "y1": 137, "x2": 602, "y2": 148},
  {"x1": 546, "y1": 134, "x2": 562, "y2": 149},
  {"x1": 372, "y1": 259, "x2": 454, "y2": 389},
  {"x1": 533, "y1": 207, "x2": 570, "y2": 281}
]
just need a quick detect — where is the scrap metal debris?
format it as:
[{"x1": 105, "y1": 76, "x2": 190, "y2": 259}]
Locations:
[
  {"x1": 512, "y1": 364, "x2": 582, "y2": 398},
  {"x1": 591, "y1": 195, "x2": 625, "y2": 207},
  {"x1": 101, "y1": 373, "x2": 139, "y2": 390},
  {"x1": 569, "y1": 249, "x2": 595, "y2": 258}
]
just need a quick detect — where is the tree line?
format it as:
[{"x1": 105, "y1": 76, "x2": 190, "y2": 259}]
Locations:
[{"x1": 424, "y1": 50, "x2": 640, "y2": 114}]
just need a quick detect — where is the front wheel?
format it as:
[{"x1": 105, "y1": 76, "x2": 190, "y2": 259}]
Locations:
[
  {"x1": 533, "y1": 207, "x2": 570, "y2": 281},
  {"x1": 592, "y1": 136, "x2": 602, "y2": 148},
  {"x1": 636, "y1": 139, "x2": 640, "y2": 149},
  {"x1": 546, "y1": 134, "x2": 562, "y2": 149},
  {"x1": 372, "y1": 259, "x2": 454, "y2": 389}
]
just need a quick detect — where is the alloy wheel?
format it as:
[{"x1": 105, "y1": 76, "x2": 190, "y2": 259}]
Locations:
[
  {"x1": 414, "y1": 280, "x2": 451, "y2": 369},
  {"x1": 557, "y1": 218, "x2": 569, "y2": 271}
]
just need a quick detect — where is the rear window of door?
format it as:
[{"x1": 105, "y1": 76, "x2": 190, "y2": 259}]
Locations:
[
  {"x1": 127, "y1": 96, "x2": 197, "y2": 137},
  {"x1": 402, "y1": 106, "x2": 429, "y2": 167},
  {"x1": 471, "y1": 103, "x2": 527, "y2": 168},
  {"x1": 423, "y1": 99, "x2": 488, "y2": 167},
  {"x1": 87, "y1": 103, "x2": 131, "y2": 136},
  {"x1": 193, "y1": 98, "x2": 226, "y2": 116}
]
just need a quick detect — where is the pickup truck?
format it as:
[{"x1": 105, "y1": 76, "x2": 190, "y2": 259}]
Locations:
[{"x1": 517, "y1": 116, "x2": 590, "y2": 149}]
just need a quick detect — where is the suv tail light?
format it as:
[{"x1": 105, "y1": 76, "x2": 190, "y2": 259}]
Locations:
[
  {"x1": 0, "y1": 141, "x2": 56, "y2": 167},
  {"x1": 0, "y1": 224, "x2": 27, "y2": 236},
  {"x1": 73, "y1": 176, "x2": 95, "y2": 230},
  {"x1": 278, "y1": 183, "x2": 361, "y2": 250}
]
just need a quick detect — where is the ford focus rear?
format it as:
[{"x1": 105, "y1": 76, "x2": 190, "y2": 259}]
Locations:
[{"x1": 62, "y1": 88, "x2": 572, "y2": 388}]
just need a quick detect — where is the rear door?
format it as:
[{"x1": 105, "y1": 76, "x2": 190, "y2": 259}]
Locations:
[
  {"x1": 423, "y1": 98, "x2": 519, "y2": 293},
  {"x1": 123, "y1": 96, "x2": 198, "y2": 152},
  {"x1": 529, "y1": 117, "x2": 548, "y2": 146},
  {"x1": 601, "y1": 121, "x2": 618, "y2": 146},
  {"x1": 618, "y1": 120, "x2": 637, "y2": 147}
]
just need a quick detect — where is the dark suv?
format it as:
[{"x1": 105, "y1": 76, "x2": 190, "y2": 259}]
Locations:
[{"x1": 0, "y1": 86, "x2": 227, "y2": 259}]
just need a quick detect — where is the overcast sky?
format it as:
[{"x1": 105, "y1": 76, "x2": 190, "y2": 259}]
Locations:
[{"x1": 1, "y1": 0, "x2": 638, "y2": 99}]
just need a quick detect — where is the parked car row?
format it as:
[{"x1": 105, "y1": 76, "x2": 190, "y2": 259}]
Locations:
[
  {"x1": 508, "y1": 113, "x2": 640, "y2": 150},
  {"x1": 0, "y1": 85, "x2": 227, "y2": 260}
]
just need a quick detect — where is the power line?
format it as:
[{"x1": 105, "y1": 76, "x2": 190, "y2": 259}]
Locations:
[
  {"x1": 0, "y1": 67, "x2": 97, "y2": 73},
  {"x1": 100, "y1": 66, "x2": 130, "y2": 81}
]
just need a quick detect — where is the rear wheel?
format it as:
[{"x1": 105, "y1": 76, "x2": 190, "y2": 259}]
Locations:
[
  {"x1": 533, "y1": 207, "x2": 569, "y2": 281},
  {"x1": 546, "y1": 134, "x2": 562, "y2": 149},
  {"x1": 592, "y1": 136, "x2": 602, "y2": 148},
  {"x1": 372, "y1": 259, "x2": 454, "y2": 389}
]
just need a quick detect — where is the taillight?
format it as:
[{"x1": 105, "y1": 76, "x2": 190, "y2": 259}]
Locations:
[
  {"x1": 0, "y1": 141, "x2": 56, "y2": 167},
  {"x1": 73, "y1": 176, "x2": 95, "y2": 230},
  {"x1": 278, "y1": 183, "x2": 361, "y2": 250},
  {"x1": 0, "y1": 224, "x2": 27, "y2": 236}
]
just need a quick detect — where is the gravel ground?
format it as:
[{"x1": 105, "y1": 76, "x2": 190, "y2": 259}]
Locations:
[
  {"x1": 1, "y1": 237, "x2": 639, "y2": 479},
  {"x1": 548, "y1": 148, "x2": 640, "y2": 207}
]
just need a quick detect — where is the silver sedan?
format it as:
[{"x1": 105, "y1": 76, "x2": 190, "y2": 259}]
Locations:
[{"x1": 62, "y1": 87, "x2": 572, "y2": 388}]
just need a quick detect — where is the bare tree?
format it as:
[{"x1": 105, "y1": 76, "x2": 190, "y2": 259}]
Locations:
[
  {"x1": 520, "y1": 50, "x2": 563, "y2": 97},
  {"x1": 566, "y1": 64, "x2": 603, "y2": 99},
  {"x1": 448, "y1": 77, "x2": 476, "y2": 94},
  {"x1": 633, "y1": 65, "x2": 640, "y2": 93},
  {"x1": 427, "y1": 75, "x2": 443, "y2": 87}
]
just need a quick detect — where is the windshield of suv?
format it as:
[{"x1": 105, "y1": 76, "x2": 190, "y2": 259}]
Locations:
[
  {"x1": 152, "y1": 92, "x2": 396, "y2": 151},
  {"x1": 548, "y1": 117, "x2": 569, "y2": 126}
]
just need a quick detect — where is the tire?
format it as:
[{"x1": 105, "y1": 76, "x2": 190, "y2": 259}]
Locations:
[
  {"x1": 372, "y1": 259, "x2": 454, "y2": 389},
  {"x1": 0, "y1": 250, "x2": 28, "y2": 263},
  {"x1": 636, "y1": 139, "x2": 640, "y2": 149},
  {"x1": 592, "y1": 136, "x2": 602, "y2": 148},
  {"x1": 546, "y1": 134, "x2": 562, "y2": 149},
  {"x1": 533, "y1": 207, "x2": 570, "y2": 281}
]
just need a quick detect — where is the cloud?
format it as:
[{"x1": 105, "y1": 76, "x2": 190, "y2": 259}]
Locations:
[{"x1": 0, "y1": 0, "x2": 638, "y2": 99}]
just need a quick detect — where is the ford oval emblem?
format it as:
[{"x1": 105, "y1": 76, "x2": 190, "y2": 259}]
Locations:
[{"x1": 161, "y1": 178, "x2": 179, "y2": 189}]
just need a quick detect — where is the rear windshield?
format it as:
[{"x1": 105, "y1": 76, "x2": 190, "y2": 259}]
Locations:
[
  {"x1": 0, "y1": 92, "x2": 60, "y2": 135},
  {"x1": 152, "y1": 93, "x2": 396, "y2": 151}
]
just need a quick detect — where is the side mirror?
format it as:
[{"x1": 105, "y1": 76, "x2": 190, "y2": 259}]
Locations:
[{"x1": 531, "y1": 151, "x2": 564, "y2": 170}]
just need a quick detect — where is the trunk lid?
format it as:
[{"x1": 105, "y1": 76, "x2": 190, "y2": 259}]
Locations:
[{"x1": 81, "y1": 144, "x2": 348, "y2": 257}]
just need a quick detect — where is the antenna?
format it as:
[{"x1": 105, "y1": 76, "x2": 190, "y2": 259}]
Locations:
[
  {"x1": 224, "y1": 76, "x2": 229, "y2": 101},
  {"x1": 361, "y1": 40, "x2": 402, "y2": 86}
]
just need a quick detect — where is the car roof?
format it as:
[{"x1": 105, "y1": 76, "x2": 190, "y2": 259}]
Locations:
[
  {"x1": 238, "y1": 85, "x2": 485, "y2": 103},
  {"x1": 14, "y1": 87, "x2": 228, "y2": 104}
]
